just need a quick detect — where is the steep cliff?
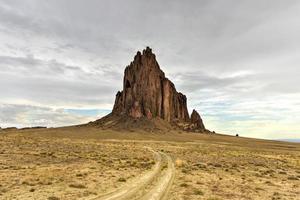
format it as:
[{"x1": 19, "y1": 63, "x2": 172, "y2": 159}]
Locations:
[
  {"x1": 112, "y1": 47, "x2": 190, "y2": 122},
  {"x1": 91, "y1": 47, "x2": 206, "y2": 132}
]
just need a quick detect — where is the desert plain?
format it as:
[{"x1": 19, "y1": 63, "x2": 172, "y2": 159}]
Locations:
[{"x1": 0, "y1": 127, "x2": 299, "y2": 200}]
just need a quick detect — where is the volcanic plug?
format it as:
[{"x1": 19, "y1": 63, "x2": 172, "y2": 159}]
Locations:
[{"x1": 91, "y1": 47, "x2": 206, "y2": 132}]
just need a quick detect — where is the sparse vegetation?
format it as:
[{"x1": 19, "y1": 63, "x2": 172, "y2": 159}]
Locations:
[
  {"x1": 118, "y1": 177, "x2": 126, "y2": 182},
  {"x1": 0, "y1": 127, "x2": 299, "y2": 199},
  {"x1": 287, "y1": 176, "x2": 299, "y2": 180},
  {"x1": 193, "y1": 189, "x2": 204, "y2": 195},
  {"x1": 180, "y1": 183, "x2": 189, "y2": 187},
  {"x1": 69, "y1": 183, "x2": 86, "y2": 189},
  {"x1": 48, "y1": 197, "x2": 60, "y2": 200}
]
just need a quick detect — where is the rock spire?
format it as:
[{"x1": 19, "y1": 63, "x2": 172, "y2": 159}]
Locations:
[{"x1": 109, "y1": 47, "x2": 205, "y2": 131}]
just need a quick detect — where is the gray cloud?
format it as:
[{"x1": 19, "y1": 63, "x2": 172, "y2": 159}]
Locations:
[
  {"x1": 0, "y1": 104, "x2": 94, "y2": 128},
  {"x1": 173, "y1": 71, "x2": 256, "y2": 92},
  {"x1": 0, "y1": 0, "x2": 299, "y2": 139},
  {"x1": 0, "y1": 54, "x2": 121, "y2": 107}
]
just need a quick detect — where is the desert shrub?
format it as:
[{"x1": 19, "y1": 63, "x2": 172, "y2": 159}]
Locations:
[
  {"x1": 0, "y1": 188, "x2": 8, "y2": 193},
  {"x1": 180, "y1": 183, "x2": 189, "y2": 187},
  {"x1": 150, "y1": 160, "x2": 155, "y2": 165},
  {"x1": 38, "y1": 180, "x2": 52, "y2": 185},
  {"x1": 255, "y1": 187, "x2": 264, "y2": 191},
  {"x1": 287, "y1": 176, "x2": 299, "y2": 180},
  {"x1": 69, "y1": 183, "x2": 86, "y2": 189},
  {"x1": 118, "y1": 177, "x2": 126, "y2": 182},
  {"x1": 48, "y1": 197, "x2": 60, "y2": 200},
  {"x1": 213, "y1": 163, "x2": 222, "y2": 168},
  {"x1": 161, "y1": 163, "x2": 168, "y2": 170},
  {"x1": 76, "y1": 173, "x2": 84, "y2": 177},
  {"x1": 279, "y1": 171, "x2": 287, "y2": 175},
  {"x1": 265, "y1": 180, "x2": 272, "y2": 184},
  {"x1": 22, "y1": 181, "x2": 36, "y2": 186},
  {"x1": 193, "y1": 162, "x2": 207, "y2": 169},
  {"x1": 273, "y1": 192, "x2": 280, "y2": 196},
  {"x1": 193, "y1": 189, "x2": 204, "y2": 195},
  {"x1": 196, "y1": 181, "x2": 203, "y2": 185}
]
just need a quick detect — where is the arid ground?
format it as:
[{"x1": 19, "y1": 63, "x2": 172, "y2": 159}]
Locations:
[{"x1": 0, "y1": 127, "x2": 299, "y2": 200}]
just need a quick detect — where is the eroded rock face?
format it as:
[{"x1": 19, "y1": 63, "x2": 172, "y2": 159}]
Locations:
[
  {"x1": 111, "y1": 47, "x2": 205, "y2": 130},
  {"x1": 191, "y1": 109, "x2": 205, "y2": 130},
  {"x1": 129, "y1": 101, "x2": 143, "y2": 118}
]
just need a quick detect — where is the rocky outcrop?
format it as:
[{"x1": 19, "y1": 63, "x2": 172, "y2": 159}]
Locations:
[
  {"x1": 100, "y1": 47, "x2": 205, "y2": 131},
  {"x1": 112, "y1": 47, "x2": 192, "y2": 121},
  {"x1": 191, "y1": 110, "x2": 205, "y2": 130}
]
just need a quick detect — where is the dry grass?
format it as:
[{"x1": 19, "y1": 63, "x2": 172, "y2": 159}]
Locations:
[
  {"x1": 0, "y1": 126, "x2": 299, "y2": 199},
  {"x1": 0, "y1": 130, "x2": 155, "y2": 199}
]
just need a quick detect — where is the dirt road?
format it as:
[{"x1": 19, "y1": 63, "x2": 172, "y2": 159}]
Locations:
[{"x1": 93, "y1": 148, "x2": 175, "y2": 200}]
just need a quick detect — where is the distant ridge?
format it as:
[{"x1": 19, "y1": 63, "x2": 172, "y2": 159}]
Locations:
[{"x1": 277, "y1": 139, "x2": 300, "y2": 143}]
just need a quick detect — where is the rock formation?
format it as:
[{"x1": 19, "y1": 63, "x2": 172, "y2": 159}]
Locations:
[
  {"x1": 91, "y1": 47, "x2": 206, "y2": 132},
  {"x1": 191, "y1": 110, "x2": 205, "y2": 130}
]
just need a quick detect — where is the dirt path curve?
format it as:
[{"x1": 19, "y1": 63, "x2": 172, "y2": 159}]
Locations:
[
  {"x1": 140, "y1": 152, "x2": 175, "y2": 200},
  {"x1": 91, "y1": 148, "x2": 175, "y2": 200}
]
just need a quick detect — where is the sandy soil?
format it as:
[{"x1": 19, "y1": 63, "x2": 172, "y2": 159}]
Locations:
[
  {"x1": 0, "y1": 133, "x2": 154, "y2": 200},
  {"x1": 0, "y1": 127, "x2": 299, "y2": 200}
]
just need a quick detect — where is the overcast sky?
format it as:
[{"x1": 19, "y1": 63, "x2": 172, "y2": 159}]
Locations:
[{"x1": 0, "y1": 0, "x2": 299, "y2": 140}]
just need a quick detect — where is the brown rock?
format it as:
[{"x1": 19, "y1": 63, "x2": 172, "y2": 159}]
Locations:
[
  {"x1": 112, "y1": 91, "x2": 123, "y2": 115},
  {"x1": 191, "y1": 109, "x2": 205, "y2": 130},
  {"x1": 145, "y1": 108, "x2": 152, "y2": 119},
  {"x1": 94, "y1": 47, "x2": 206, "y2": 132},
  {"x1": 129, "y1": 101, "x2": 143, "y2": 118},
  {"x1": 112, "y1": 47, "x2": 191, "y2": 122}
]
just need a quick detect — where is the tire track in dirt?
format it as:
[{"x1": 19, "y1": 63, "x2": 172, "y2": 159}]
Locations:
[
  {"x1": 91, "y1": 148, "x2": 175, "y2": 200},
  {"x1": 139, "y1": 152, "x2": 175, "y2": 200}
]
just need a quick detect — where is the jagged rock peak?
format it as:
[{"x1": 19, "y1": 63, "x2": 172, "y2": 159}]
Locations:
[
  {"x1": 107, "y1": 47, "x2": 206, "y2": 131},
  {"x1": 191, "y1": 109, "x2": 205, "y2": 130},
  {"x1": 143, "y1": 46, "x2": 153, "y2": 54},
  {"x1": 133, "y1": 47, "x2": 155, "y2": 62}
]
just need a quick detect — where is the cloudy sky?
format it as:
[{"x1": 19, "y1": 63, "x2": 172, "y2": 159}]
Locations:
[{"x1": 0, "y1": 0, "x2": 299, "y2": 140}]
